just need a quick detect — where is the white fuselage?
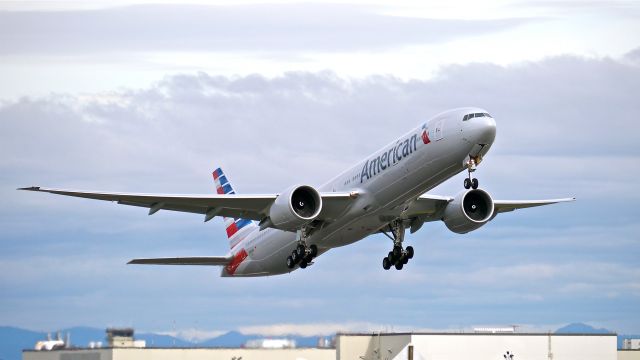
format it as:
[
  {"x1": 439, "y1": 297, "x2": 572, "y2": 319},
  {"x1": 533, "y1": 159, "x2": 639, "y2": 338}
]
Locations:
[{"x1": 223, "y1": 107, "x2": 497, "y2": 277}]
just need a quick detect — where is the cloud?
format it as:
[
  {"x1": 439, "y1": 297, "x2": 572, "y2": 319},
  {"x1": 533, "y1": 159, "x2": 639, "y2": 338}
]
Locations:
[
  {"x1": 1, "y1": 54, "x2": 639, "y2": 333},
  {"x1": 624, "y1": 46, "x2": 640, "y2": 62},
  {"x1": 0, "y1": 4, "x2": 531, "y2": 55}
]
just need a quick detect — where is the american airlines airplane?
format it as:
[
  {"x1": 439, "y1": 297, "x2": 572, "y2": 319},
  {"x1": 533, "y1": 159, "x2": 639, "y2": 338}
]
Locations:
[{"x1": 20, "y1": 107, "x2": 574, "y2": 277}]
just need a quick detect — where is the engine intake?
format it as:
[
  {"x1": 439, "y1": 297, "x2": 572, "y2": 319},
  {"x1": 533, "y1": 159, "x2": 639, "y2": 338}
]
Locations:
[
  {"x1": 443, "y1": 189, "x2": 494, "y2": 234},
  {"x1": 269, "y1": 185, "x2": 322, "y2": 231}
]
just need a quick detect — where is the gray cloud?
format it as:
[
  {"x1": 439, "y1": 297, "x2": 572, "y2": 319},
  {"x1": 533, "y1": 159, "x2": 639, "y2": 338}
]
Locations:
[
  {"x1": 0, "y1": 4, "x2": 530, "y2": 55},
  {"x1": 1, "y1": 54, "x2": 639, "y2": 333},
  {"x1": 625, "y1": 46, "x2": 640, "y2": 62}
]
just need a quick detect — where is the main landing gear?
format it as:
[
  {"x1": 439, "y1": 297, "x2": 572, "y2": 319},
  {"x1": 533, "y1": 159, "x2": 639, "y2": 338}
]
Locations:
[
  {"x1": 286, "y1": 227, "x2": 318, "y2": 270},
  {"x1": 381, "y1": 219, "x2": 414, "y2": 270},
  {"x1": 464, "y1": 155, "x2": 480, "y2": 189}
]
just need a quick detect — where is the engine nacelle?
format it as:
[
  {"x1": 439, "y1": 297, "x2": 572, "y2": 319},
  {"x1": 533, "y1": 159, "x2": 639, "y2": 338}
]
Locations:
[
  {"x1": 269, "y1": 185, "x2": 322, "y2": 231},
  {"x1": 442, "y1": 189, "x2": 495, "y2": 234}
]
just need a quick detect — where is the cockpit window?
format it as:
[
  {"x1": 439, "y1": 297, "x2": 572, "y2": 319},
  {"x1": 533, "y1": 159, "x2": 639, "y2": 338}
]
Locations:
[{"x1": 463, "y1": 112, "x2": 493, "y2": 121}]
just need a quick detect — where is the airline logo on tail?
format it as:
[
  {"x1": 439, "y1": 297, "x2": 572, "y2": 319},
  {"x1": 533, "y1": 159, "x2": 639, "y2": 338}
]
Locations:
[{"x1": 212, "y1": 168, "x2": 256, "y2": 249}]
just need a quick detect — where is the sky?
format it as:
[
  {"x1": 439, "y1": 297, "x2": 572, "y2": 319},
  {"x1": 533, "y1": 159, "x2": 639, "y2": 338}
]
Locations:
[{"x1": 1, "y1": 0, "x2": 639, "y2": 342}]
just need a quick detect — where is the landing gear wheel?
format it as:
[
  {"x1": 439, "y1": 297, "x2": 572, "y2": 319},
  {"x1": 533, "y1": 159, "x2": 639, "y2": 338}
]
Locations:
[
  {"x1": 309, "y1": 244, "x2": 318, "y2": 258},
  {"x1": 286, "y1": 256, "x2": 295, "y2": 269},
  {"x1": 402, "y1": 256, "x2": 409, "y2": 265},
  {"x1": 304, "y1": 254, "x2": 313, "y2": 263},
  {"x1": 393, "y1": 246, "x2": 403, "y2": 259},
  {"x1": 291, "y1": 251, "x2": 300, "y2": 263},
  {"x1": 405, "y1": 246, "x2": 414, "y2": 259},
  {"x1": 395, "y1": 262, "x2": 404, "y2": 270},
  {"x1": 295, "y1": 244, "x2": 305, "y2": 258},
  {"x1": 299, "y1": 259, "x2": 308, "y2": 269},
  {"x1": 382, "y1": 257, "x2": 391, "y2": 270},
  {"x1": 471, "y1": 178, "x2": 479, "y2": 189},
  {"x1": 464, "y1": 178, "x2": 471, "y2": 189}
]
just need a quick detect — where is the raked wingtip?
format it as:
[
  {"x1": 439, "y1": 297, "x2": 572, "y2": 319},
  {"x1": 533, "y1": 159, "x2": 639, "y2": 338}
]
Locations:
[{"x1": 17, "y1": 186, "x2": 41, "y2": 191}]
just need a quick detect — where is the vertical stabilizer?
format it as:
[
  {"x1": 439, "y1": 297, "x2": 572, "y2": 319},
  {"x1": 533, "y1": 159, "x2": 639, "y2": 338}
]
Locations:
[{"x1": 212, "y1": 168, "x2": 257, "y2": 249}]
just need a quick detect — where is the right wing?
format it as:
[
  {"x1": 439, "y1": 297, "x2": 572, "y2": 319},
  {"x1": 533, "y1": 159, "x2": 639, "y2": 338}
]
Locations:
[{"x1": 128, "y1": 256, "x2": 231, "y2": 266}]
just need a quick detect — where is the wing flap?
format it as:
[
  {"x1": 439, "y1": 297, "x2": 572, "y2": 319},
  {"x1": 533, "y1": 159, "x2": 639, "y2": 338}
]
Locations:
[
  {"x1": 128, "y1": 256, "x2": 232, "y2": 266},
  {"x1": 318, "y1": 191, "x2": 358, "y2": 221},
  {"x1": 402, "y1": 194, "x2": 452, "y2": 219}
]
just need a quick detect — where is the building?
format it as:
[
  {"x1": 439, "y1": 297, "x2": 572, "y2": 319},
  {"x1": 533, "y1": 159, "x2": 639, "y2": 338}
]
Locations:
[
  {"x1": 24, "y1": 331, "x2": 619, "y2": 360},
  {"x1": 336, "y1": 332, "x2": 617, "y2": 360},
  {"x1": 620, "y1": 340, "x2": 640, "y2": 360},
  {"x1": 105, "y1": 328, "x2": 145, "y2": 348},
  {"x1": 244, "y1": 338, "x2": 296, "y2": 348},
  {"x1": 23, "y1": 347, "x2": 335, "y2": 360},
  {"x1": 624, "y1": 339, "x2": 640, "y2": 350},
  {"x1": 619, "y1": 350, "x2": 640, "y2": 360}
]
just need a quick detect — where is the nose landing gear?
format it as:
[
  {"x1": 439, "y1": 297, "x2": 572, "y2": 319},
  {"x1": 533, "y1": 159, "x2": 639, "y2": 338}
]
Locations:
[
  {"x1": 380, "y1": 219, "x2": 414, "y2": 270},
  {"x1": 464, "y1": 177, "x2": 479, "y2": 190},
  {"x1": 464, "y1": 155, "x2": 480, "y2": 189}
]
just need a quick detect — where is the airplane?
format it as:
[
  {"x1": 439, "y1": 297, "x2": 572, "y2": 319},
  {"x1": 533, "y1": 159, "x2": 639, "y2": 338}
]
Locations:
[{"x1": 19, "y1": 107, "x2": 574, "y2": 277}]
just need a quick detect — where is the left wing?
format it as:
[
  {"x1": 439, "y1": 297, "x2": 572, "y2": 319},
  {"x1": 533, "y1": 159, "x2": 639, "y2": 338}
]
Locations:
[
  {"x1": 492, "y1": 198, "x2": 576, "y2": 214},
  {"x1": 18, "y1": 186, "x2": 355, "y2": 223},
  {"x1": 402, "y1": 194, "x2": 575, "y2": 232}
]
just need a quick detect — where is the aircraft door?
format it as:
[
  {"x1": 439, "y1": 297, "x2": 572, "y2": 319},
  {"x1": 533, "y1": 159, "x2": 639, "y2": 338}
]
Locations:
[{"x1": 432, "y1": 119, "x2": 444, "y2": 141}]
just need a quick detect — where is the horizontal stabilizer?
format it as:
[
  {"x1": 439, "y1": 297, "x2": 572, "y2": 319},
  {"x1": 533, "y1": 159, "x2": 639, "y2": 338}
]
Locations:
[{"x1": 128, "y1": 256, "x2": 232, "y2": 266}]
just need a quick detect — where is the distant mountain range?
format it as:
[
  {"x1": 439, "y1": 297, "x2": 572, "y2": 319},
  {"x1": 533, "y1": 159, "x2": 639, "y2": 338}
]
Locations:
[
  {"x1": 555, "y1": 323, "x2": 614, "y2": 334},
  {"x1": 554, "y1": 323, "x2": 639, "y2": 349},
  {"x1": 1, "y1": 323, "x2": 638, "y2": 360}
]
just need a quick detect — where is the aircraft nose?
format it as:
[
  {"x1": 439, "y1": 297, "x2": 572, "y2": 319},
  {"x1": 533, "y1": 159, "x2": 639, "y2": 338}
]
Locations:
[
  {"x1": 478, "y1": 116, "x2": 497, "y2": 144},
  {"x1": 463, "y1": 114, "x2": 496, "y2": 145}
]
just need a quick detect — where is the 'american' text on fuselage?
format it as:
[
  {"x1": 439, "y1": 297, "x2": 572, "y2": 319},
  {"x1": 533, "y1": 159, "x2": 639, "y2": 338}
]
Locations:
[{"x1": 360, "y1": 133, "x2": 420, "y2": 183}]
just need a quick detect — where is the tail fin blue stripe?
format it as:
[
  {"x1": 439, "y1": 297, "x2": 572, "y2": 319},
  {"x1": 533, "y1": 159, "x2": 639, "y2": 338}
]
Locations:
[
  {"x1": 211, "y1": 167, "x2": 257, "y2": 249},
  {"x1": 235, "y1": 218, "x2": 253, "y2": 229}
]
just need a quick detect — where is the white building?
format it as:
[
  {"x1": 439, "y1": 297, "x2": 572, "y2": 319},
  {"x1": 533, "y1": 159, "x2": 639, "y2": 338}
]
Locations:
[
  {"x1": 336, "y1": 332, "x2": 617, "y2": 360},
  {"x1": 624, "y1": 339, "x2": 640, "y2": 350}
]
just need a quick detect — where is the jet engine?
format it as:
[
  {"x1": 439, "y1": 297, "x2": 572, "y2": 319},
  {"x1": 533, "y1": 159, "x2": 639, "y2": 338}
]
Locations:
[
  {"x1": 268, "y1": 185, "x2": 322, "y2": 231},
  {"x1": 442, "y1": 189, "x2": 495, "y2": 234}
]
